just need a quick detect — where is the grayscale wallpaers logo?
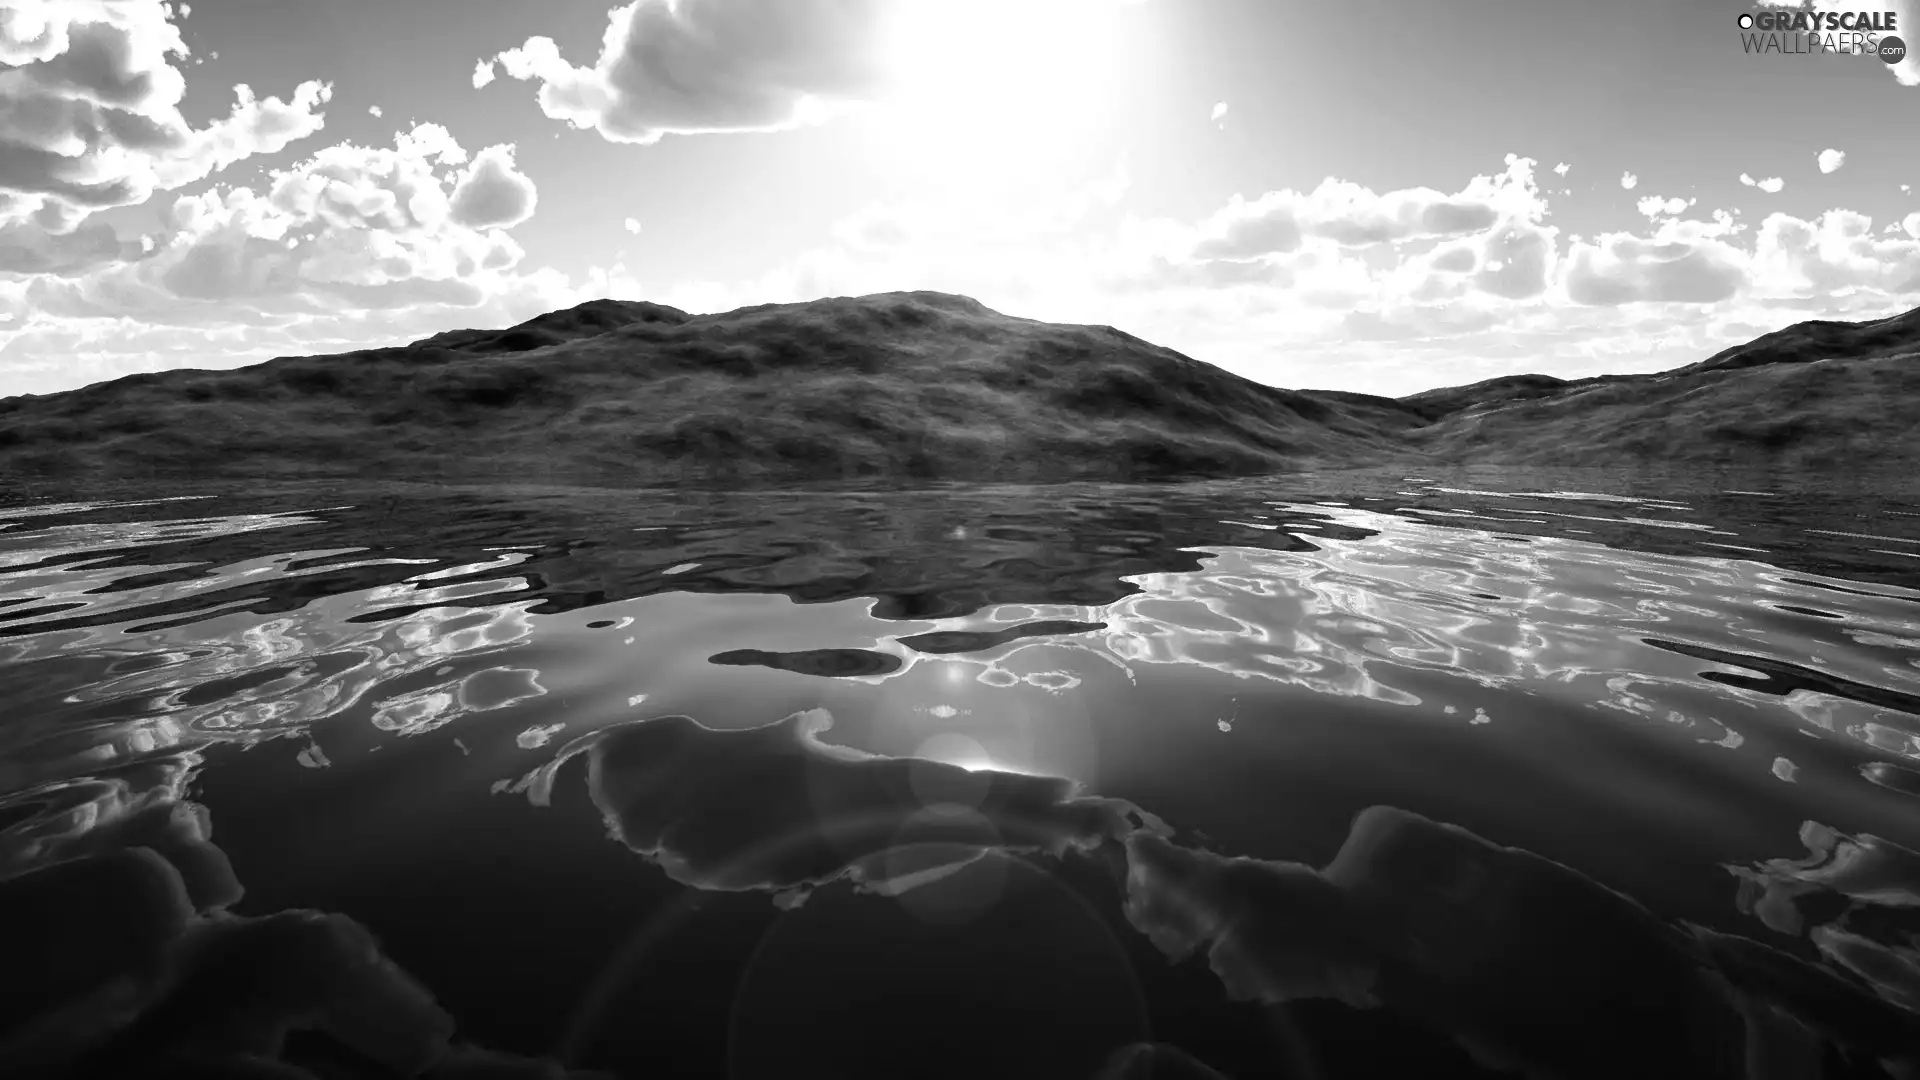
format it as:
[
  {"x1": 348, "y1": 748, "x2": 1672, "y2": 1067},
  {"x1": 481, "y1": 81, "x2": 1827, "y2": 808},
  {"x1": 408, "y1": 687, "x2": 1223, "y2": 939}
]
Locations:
[{"x1": 1738, "y1": 9, "x2": 1904, "y2": 62}]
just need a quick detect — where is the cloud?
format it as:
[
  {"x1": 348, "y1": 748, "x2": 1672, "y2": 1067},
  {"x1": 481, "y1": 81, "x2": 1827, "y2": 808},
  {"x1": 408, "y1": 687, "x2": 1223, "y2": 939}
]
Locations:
[
  {"x1": 1636, "y1": 195, "x2": 1692, "y2": 218},
  {"x1": 1210, "y1": 101, "x2": 1228, "y2": 126},
  {"x1": 447, "y1": 144, "x2": 537, "y2": 229},
  {"x1": 1740, "y1": 173, "x2": 1785, "y2": 193},
  {"x1": 623, "y1": 216, "x2": 641, "y2": 234},
  {"x1": 1553, "y1": 162, "x2": 1570, "y2": 177},
  {"x1": 482, "y1": 0, "x2": 892, "y2": 145},
  {"x1": 0, "y1": 0, "x2": 331, "y2": 252},
  {"x1": 1620, "y1": 171, "x2": 1638, "y2": 190},
  {"x1": 0, "y1": 121, "x2": 594, "y2": 394},
  {"x1": 1185, "y1": 155, "x2": 1542, "y2": 261},
  {"x1": 1819, "y1": 147, "x2": 1846, "y2": 174},
  {"x1": 0, "y1": 216, "x2": 143, "y2": 275},
  {"x1": 1749, "y1": 208, "x2": 1920, "y2": 297},
  {"x1": 471, "y1": 57, "x2": 495, "y2": 89},
  {"x1": 1472, "y1": 221, "x2": 1557, "y2": 300},
  {"x1": 369, "y1": 104, "x2": 382, "y2": 117},
  {"x1": 1565, "y1": 228, "x2": 1748, "y2": 306}
]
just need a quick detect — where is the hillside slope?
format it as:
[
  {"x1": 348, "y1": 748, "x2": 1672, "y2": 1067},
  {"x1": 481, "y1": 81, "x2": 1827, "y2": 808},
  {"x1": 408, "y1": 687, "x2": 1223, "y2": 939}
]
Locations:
[
  {"x1": 2, "y1": 293, "x2": 1915, "y2": 484},
  {"x1": 1405, "y1": 306, "x2": 1920, "y2": 468},
  {"x1": 1411, "y1": 354, "x2": 1920, "y2": 468},
  {"x1": 0, "y1": 292, "x2": 1407, "y2": 485}
]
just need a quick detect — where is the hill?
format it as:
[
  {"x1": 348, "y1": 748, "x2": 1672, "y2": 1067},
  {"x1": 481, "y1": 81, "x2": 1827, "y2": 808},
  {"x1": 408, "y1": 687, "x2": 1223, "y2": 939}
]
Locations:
[
  {"x1": 0, "y1": 292, "x2": 1916, "y2": 484},
  {"x1": 1397, "y1": 306, "x2": 1920, "y2": 468},
  {"x1": 0, "y1": 292, "x2": 1410, "y2": 485}
]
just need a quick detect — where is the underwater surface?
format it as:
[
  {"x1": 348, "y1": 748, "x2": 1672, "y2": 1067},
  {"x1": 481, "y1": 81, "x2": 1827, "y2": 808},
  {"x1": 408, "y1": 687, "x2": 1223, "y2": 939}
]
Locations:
[{"x1": 3, "y1": 466, "x2": 1920, "y2": 1079}]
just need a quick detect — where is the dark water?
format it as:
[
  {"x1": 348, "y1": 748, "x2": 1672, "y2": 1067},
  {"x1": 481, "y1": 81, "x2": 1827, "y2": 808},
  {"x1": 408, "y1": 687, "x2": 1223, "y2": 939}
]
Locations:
[{"x1": 3, "y1": 468, "x2": 1920, "y2": 1079}]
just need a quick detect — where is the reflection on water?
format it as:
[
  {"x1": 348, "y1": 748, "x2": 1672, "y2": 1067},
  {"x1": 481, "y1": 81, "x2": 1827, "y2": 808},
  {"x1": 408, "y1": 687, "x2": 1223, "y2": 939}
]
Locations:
[{"x1": 2, "y1": 467, "x2": 1919, "y2": 1078}]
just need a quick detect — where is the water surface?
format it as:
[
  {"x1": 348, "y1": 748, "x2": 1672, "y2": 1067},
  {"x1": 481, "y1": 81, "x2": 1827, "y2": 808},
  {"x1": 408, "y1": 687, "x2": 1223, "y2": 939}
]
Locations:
[{"x1": 3, "y1": 467, "x2": 1919, "y2": 1079}]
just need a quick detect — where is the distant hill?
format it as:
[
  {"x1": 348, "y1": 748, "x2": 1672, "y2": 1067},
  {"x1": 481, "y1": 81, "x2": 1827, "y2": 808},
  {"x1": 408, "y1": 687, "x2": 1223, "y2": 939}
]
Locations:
[
  {"x1": 1393, "y1": 306, "x2": 1920, "y2": 468},
  {"x1": 1, "y1": 292, "x2": 1915, "y2": 484},
  {"x1": 1673, "y1": 305, "x2": 1920, "y2": 376},
  {"x1": 0, "y1": 292, "x2": 1410, "y2": 484}
]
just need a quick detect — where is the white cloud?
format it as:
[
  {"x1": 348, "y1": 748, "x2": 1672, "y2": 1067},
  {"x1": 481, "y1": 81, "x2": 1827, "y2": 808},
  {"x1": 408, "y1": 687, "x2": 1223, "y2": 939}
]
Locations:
[
  {"x1": 1553, "y1": 162, "x2": 1570, "y2": 177},
  {"x1": 1620, "y1": 171, "x2": 1638, "y2": 190},
  {"x1": 1210, "y1": 101, "x2": 1228, "y2": 125},
  {"x1": 624, "y1": 217, "x2": 642, "y2": 234},
  {"x1": 1739, "y1": 173, "x2": 1786, "y2": 193},
  {"x1": 1636, "y1": 195, "x2": 1692, "y2": 218},
  {"x1": 0, "y1": 1, "x2": 331, "y2": 265},
  {"x1": 1181, "y1": 155, "x2": 1544, "y2": 262},
  {"x1": 369, "y1": 105, "x2": 383, "y2": 118},
  {"x1": 1565, "y1": 230, "x2": 1747, "y2": 306},
  {"x1": 0, "y1": 121, "x2": 593, "y2": 394},
  {"x1": 472, "y1": 58, "x2": 496, "y2": 89},
  {"x1": 1818, "y1": 147, "x2": 1846, "y2": 174},
  {"x1": 1748, "y1": 209, "x2": 1920, "y2": 297},
  {"x1": 483, "y1": 0, "x2": 891, "y2": 145},
  {"x1": 447, "y1": 145, "x2": 538, "y2": 229}
]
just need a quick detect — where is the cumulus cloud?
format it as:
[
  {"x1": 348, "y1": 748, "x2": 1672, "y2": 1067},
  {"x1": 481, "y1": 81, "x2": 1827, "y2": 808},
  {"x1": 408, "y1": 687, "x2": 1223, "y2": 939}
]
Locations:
[
  {"x1": 0, "y1": 217, "x2": 142, "y2": 275},
  {"x1": 482, "y1": 0, "x2": 892, "y2": 145},
  {"x1": 623, "y1": 216, "x2": 642, "y2": 234},
  {"x1": 447, "y1": 145, "x2": 537, "y2": 229},
  {"x1": 1740, "y1": 173, "x2": 1785, "y2": 193},
  {"x1": 1185, "y1": 155, "x2": 1543, "y2": 262},
  {"x1": 1565, "y1": 230, "x2": 1747, "y2": 306},
  {"x1": 1620, "y1": 171, "x2": 1638, "y2": 190},
  {"x1": 1210, "y1": 101, "x2": 1227, "y2": 127},
  {"x1": 1636, "y1": 195, "x2": 1692, "y2": 218},
  {"x1": 1818, "y1": 147, "x2": 1846, "y2": 174},
  {"x1": 1749, "y1": 208, "x2": 1920, "y2": 297},
  {"x1": 471, "y1": 57, "x2": 495, "y2": 89},
  {"x1": 0, "y1": 120, "x2": 588, "y2": 393},
  {"x1": 1472, "y1": 221, "x2": 1557, "y2": 300},
  {"x1": 369, "y1": 105, "x2": 382, "y2": 118},
  {"x1": 0, "y1": 0, "x2": 331, "y2": 252},
  {"x1": 1553, "y1": 162, "x2": 1570, "y2": 177}
]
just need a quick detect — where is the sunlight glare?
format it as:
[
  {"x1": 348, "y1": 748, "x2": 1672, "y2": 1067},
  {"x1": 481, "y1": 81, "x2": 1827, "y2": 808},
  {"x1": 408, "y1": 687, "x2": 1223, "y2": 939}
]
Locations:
[{"x1": 863, "y1": 0, "x2": 1136, "y2": 188}]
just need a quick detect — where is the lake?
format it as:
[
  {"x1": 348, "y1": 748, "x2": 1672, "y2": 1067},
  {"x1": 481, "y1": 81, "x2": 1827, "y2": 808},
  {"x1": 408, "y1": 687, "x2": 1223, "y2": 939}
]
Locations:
[{"x1": 3, "y1": 467, "x2": 1919, "y2": 1079}]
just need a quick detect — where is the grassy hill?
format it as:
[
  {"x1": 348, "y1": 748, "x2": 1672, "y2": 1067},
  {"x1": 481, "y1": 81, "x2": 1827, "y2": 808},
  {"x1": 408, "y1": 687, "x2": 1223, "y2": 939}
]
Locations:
[
  {"x1": 1, "y1": 292, "x2": 1915, "y2": 484},
  {"x1": 1398, "y1": 306, "x2": 1920, "y2": 468}
]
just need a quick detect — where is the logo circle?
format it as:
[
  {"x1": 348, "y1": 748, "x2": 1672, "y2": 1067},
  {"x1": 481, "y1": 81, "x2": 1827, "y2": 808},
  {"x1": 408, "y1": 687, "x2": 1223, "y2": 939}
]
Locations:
[
  {"x1": 1880, "y1": 35, "x2": 1907, "y2": 63},
  {"x1": 1738, "y1": 12, "x2": 1754, "y2": 28}
]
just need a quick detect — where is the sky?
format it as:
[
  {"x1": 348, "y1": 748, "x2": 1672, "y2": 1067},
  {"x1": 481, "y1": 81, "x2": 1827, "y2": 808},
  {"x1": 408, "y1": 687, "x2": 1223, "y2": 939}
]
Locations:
[{"x1": 1, "y1": 0, "x2": 1917, "y2": 400}]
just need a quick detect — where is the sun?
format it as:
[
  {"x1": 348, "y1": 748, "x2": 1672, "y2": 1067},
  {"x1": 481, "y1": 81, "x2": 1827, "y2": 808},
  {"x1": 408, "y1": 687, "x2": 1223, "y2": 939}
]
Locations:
[
  {"x1": 860, "y1": 0, "x2": 1139, "y2": 187},
  {"x1": 874, "y1": 0, "x2": 1128, "y2": 110}
]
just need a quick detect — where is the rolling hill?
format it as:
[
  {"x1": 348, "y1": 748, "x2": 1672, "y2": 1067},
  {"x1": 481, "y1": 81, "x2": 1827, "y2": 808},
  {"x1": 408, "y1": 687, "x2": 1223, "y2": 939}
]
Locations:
[{"x1": 0, "y1": 292, "x2": 1915, "y2": 485}]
